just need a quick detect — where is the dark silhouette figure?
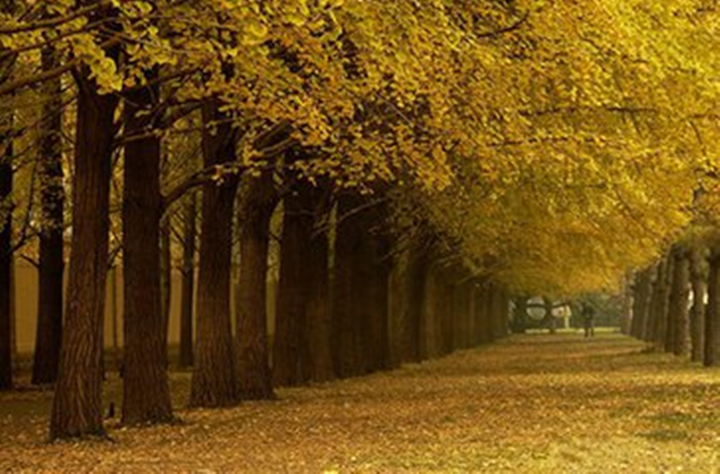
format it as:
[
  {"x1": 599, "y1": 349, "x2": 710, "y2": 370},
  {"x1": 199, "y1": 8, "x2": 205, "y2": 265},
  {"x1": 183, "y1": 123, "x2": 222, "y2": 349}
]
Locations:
[{"x1": 581, "y1": 303, "x2": 595, "y2": 338}]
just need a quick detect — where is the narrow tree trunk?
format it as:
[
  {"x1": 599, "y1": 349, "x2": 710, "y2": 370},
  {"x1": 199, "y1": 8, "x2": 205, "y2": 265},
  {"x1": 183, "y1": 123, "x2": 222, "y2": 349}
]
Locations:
[
  {"x1": 32, "y1": 44, "x2": 64, "y2": 385},
  {"x1": 690, "y1": 248, "x2": 706, "y2": 362},
  {"x1": 121, "y1": 77, "x2": 173, "y2": 425},
  {"x1": 189, "y1": 99, "x2": 238, "y2": 407},
  {"x1": 50, "y1": 55, "x2": 118, "y2": 438},
  {"x1": 630, "y1": 268, "x2": 652, "y2": 340},
  {"x1": 235, "y1": 170, "x2": 276, "y2": 400},
  {"x1": 666, "y1": 247, "x2": 690, "y2": 357},
  {"x1": 179, "y1": 194, "x2": 196, "y2": 368},
  {"x1": 704, "y1": 250, "x2": 720, "y2": 366}
]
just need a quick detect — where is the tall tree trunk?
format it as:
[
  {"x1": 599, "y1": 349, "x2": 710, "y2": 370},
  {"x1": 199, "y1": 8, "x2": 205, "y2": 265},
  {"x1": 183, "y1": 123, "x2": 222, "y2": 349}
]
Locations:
[
  {"x1": 0, "y1": 0, "x2": 15, "y2": 390},
  {"x1": 666, "y1": 247, "x2": 690, "y2": 357},
  {"x1": 50, "y1": 44, "x2": 119, "y2": 438},
  {"x1": 189, "y1": 99, "x2": 238, "y2": 408},
  {"x1": 273, "y1": 190, "x2": 310, "y2": 387},
  {"x1": 179, "y1": 194, "x2": 196, "y2": 368},
  {"x1": 236, "y1": 170, "x2": 276, "y2": 400},
  {"x1": 367, "y1": 207, "x2": 391, "y2": 371},
  {"x1": 704, "y1": 250, "x2": 720, "y2": 366},
  {"x1": 0, "y1": 105, "x2": 11, "y2": 392},
  {"x1": 405, "y1": 247, "x2": 427, "y2": 361},
  {"x1": 690, "y1": 248, "x2": 706, "y2": 363},
  {"x1": 630, "y1": 268, "x2": 652, "y2": 340},
  {"x1": 32, "y1": 44, "x2": 64, "y2": 385},
  {"x1": 649, "y1": 255, "x2": 672, "y2": 349},
  {"x1": 121, "y1": 76, "x2": 173, "y2": 425},
  {"x1": 305, "y1": 183, "x2": 333, "y2": 382}
]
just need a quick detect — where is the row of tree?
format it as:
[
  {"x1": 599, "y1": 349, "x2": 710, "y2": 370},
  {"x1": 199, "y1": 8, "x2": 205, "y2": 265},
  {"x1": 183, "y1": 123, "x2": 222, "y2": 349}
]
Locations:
[{"x1": 0, "y1": 0, "x2": 718, "y2": 441}]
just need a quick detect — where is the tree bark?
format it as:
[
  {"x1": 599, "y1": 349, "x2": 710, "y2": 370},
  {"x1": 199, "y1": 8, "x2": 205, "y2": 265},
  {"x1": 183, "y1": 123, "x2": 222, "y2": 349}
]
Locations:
[
  {"x1": 666, "y1": 247, "x2": 690, "y2": 357},
  {"x1": 235, "y1": 170, "x2": 276, "y2": 400},
  {"x1": 704, "y1": 249, "x2": 720, "y2": 366},
  {"x1": 189, "y1": 99, "x2": 238, "y2": 408},
  {"x1": 0, "y1": 105, "x2": 11, "y2": 392},
  {"x1": 689, "y1": 248, "x2": 706, "y2": 363},
  {"x1": 121, "y1": 75, "x2": 173, "y2": 425},
  {"x1": 50, "y1": 46, "x2": 118, "y2": 438},
  {"x1": 179, "y1": 194, "x2": 196, "y2": 368},
  {"x1": 0, "y1": 0, "x2": 15, "y2": 391},
  {"x1": 649, "y1": 255, "x2": 672, "y2": 349},
  {"x1": 273, "y1": 189, "x2": 310, "y2": 387},
  {"x1": 630, "y1": 268, "x2": 652, "y2": 340},
  {"x1": 304, "y1": 184, "x2": 333, "y2": 382}
]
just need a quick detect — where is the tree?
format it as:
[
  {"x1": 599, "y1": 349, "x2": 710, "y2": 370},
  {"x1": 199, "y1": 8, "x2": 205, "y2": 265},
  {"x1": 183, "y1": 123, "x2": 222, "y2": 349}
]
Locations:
[
  {"x1": 31, "y1": 42, "x2": 65, "y2": 386},
  {"x1": 50, "y1": 0, "x2": 120, "y2": 439},
  {"x1": 189, "y1": 99, "x2": 239, "y2": 408}
]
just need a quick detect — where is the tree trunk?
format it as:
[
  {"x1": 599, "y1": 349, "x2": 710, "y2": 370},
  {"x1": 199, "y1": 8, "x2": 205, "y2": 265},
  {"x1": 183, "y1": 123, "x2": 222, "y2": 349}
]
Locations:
[
  {"x1": 304, "y1": 184, "x2": 333, "y2": 382},
  {"x1": 121, "y1": 76, "x2": 173, "y2": 425},
  {"x1": 704, "y1": 250, "x2": 720, "y2": 366},
  {"x1": 50, "y1": 54, "x2": 118, "y2": 438},
  {"x1": 666, "y1": 247, "x2": 690, "y2": 357},
  {"x1": 32, "y1": 43, "x2": 64, "y2": 385},
  {"x1": 649, "y1": 256, "x2": 672, "y2": 349},
  {"x1": 235, "y1": 170, "x2": 276, "y2": 400},
  {"x1": 332, "y1": 195, "x2": 376, "y2": 376},
  {"x1": 0, "y1": 105, "x2": 11, "y2": 392},
  {"x1": 273, "y1": 190, "x2": 310, "y2": 387},
  {"x1": 0, "y1": 0, "x2": 14, "y2": 389},
  {"x1": 179, "y1": 194, "x2": 196, "y2": 368},
  {"x1": 367, "y1": 209, "x2": 391, "y2": 371},
  {"x1": 689, "y1": 248, "x2": 706, "y2": 363},
  {"x1": 511, "y1": 296, "x2": 528, "y2": 334},
  {"x1": 189, "y1": 99, "x2": 238, "y2": 407},
  {"x1": 630, "y1": 268, "x2": 652, "y2": 340}
]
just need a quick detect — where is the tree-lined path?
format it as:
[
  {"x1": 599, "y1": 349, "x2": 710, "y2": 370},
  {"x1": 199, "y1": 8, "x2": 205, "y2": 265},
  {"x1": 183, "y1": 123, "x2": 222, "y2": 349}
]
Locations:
[{"x1": 3, "y1": 332, "x2": 720, "y2": 472}]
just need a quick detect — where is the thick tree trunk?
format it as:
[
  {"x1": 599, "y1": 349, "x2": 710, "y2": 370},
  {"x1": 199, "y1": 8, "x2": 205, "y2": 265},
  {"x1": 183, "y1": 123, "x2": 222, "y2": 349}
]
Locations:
[
  {"x1": 367, "y1": 211, "x2": 391, "y2": 371},
  {"x1": 304, "y1": 185, "x2": 333, "y2": 382},
  {"x1": 704, "y1": 250, "x2": 720, "y2": 366},
  {"x1": 179, "y1": 194, "x2": 196, "y2": 368},
  {"x1": 32, "y1": 44, "x2": 64, "y2": 385},
  {"x1": 273, "y1": 179, "x2": 332, "y2": 385},
  {"x1": 121, "y1": 78, "x2": 173, "y2": 425},
  {"x1": 405, "y1": 248, "x2": 427, "y2": 361},
  {"x1": 689, "y1": 248, "x2": 706, "y2": 363},
  {"x1": 235, "y1": 170, "x2": 276, "y2": 400},
  {"x1": 0, "y1": 108, "x2": 11, "y2": 392},
  {"x1": 666, "y1": 247, "x2": 690, "y2": 357},
  {"x1": 649, "y1": 256, "x2": 672, "y2": 349},
  {"x1": 630, "y1": 268, "x2": 652, "y2": 340},
  {"x1": 189, "y1": 100, "x2": 238, "y2": 407},
  {"x1": 0, "y1": 0, "x2": 14, "y2": 389},
  {"x1": 332, "y1": 195, "x2": 375, "y2": 376},
  {"x1": 50, "y1": 62, "x2": 118, "y2": 439},
  {"x1": 273, "y1": 190, "x2": 310, "y2": 387}
]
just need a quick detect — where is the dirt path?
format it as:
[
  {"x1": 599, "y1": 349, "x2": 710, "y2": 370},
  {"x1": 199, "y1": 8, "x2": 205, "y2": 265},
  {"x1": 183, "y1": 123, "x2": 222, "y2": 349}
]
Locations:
[{"x1": 2, "y1": 332, "x2": 720, "y2": 472}]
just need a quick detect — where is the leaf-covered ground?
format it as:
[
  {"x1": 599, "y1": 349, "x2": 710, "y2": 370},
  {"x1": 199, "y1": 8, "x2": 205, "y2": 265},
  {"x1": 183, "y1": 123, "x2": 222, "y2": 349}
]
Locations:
[{"x1": 3, "y1": 331, "x2": 720, "y2": 472}]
